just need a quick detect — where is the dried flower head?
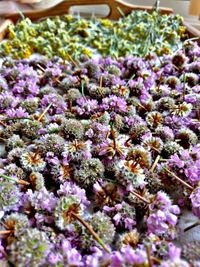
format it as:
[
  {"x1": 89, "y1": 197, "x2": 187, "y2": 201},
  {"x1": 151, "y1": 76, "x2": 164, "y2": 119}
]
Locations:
[
  {"x1": 165, "y1": 76, "x2": 180, "y2": 89},
  {"x1": 29, "y1": 172, "x2": 45, "y2": 191},
  {"x1": 65, "y1": 88, "x2": 82, "y2": 102},
  {"x1": 20, "y1": 120, "x2": 42, "y2": 139},
  {"x1": 84, "y1": 60, "x2": 100, "y2": 79},
  {"x1": 115, "y1": 160, "x2": 145, "y2": 188},
  {"x1": 73, "y1": 158, "x2": 105, "y2": 188},
  {"x1": 170, "y1": 102, "x2": 192, "y2": 117},
  {"x1": 89, "y1": 84, "x2": 111, "y2": 99},
  {"x1": 118, "y1": 229, "x2": 140, "y2": 249},
  {"x1": 181, "y1": 72, "x2": 199, "y2": 87},
  {"x1": 6, "y1": 134, "x2": 24, "y2": 151},
  {"x1": 126, "y1": 145, "x2": 152, "y2": 168},
  {"x1": 3, "y1": 213, "x2": 29, "y2": 237},
  {"x1": 77, "y1": 211, "x2": 115, "y2": 250},
  {"x1": 64, "y1": 140, "x2": 91, "y2": 161},
  {"x1": 38, "y1": 133, "x2": 65, "y2": 155},
  {"x1": 20, "y1": 151, "x2": 46, "y2": 172},
  {"x1": 62, "y1": 119, "x2": 84, "y2": 140},
  {"x1": 4, "y1": 163, "x2": 25, "y2": 180},
  {"x1": 176, "y1": 128, "x2": 198, "y2": 149},
  {"x1": 54, "y1": 195, "x2": 81, "y2": 230},
  {"x1": 94, "y1": 181, "x2": 121, "y2": 207},
  {"x1": 142, "y1": 136, "x2": 163, "y2": 154},
  {"x1": 20, "y1": 97, "x2": 39, "y2": 114},
  {"x1": 162, "y1": 141, "x2": 183, "y2": 158},
  {"x1": 51, "y1": 164, "x2": 71, "y2": 183},
  {"x1": 8, "y1": 228, "x2": 50, "y2": 267},
  {"x1": 146, "y1": 111, "x2": 164, "y2": 128},
  {"x1": 0, "y1": 181, "x2": 21, "y2": 212},
  {"x1": 128, "y1": 123, "x2": 149, "y2": 144}
]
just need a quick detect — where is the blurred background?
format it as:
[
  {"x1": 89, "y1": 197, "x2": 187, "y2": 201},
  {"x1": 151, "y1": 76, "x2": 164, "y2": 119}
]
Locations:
[{"x1": 0, "y1": 0, "x2": 199, "y2": 29}]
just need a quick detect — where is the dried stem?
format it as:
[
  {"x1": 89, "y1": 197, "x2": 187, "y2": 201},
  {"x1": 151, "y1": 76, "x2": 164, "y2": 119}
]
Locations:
[
  {"x1": 37, "y1": 64, "x2": 45, "y2": 73},
  {"x1": 68, "y1": 100, "x2": 73, "y2": 112},
  {"x1": 38, "y1": 102, "x2": 52, "y2": 122},
  {"x1": 99, "y1": 76, "x2": 103, "y2": 88},
  {"x1": 130, "y1": 191, "x2": 150, "y2": 204},
  {"x1": 71, "y1": 212, "x2": 111, "y2": 254},
  {"x1": 67, "y1": 54, "x2": 78, "y2": 67},
  {"x1": 146, "y1": 245, "x2": 153, "y2": 267},
  {"x1": 164, "y1": 168, "x2": 193, "y2": 191},
  {"x1": 0, "y1": 230, "x2": 14, "y2": 235},
  {"x1": 0, "y1": 173, "x2": 30, "y2": 186},
  {"x1": 150, "y1": 155, "x2": 160, "y2": 172},
  {"x1": 137, "y1": 103, "x2": 148, "y2": 111},
  {"x1": 151, "y1": 256, "x2": 161, "y2": 264},
  {"x1": 184, "y1": 221, "x2": 200, "y2": 232},
  {"x1": 0, "y1": 120, "x2": 7, "y2": 127}
]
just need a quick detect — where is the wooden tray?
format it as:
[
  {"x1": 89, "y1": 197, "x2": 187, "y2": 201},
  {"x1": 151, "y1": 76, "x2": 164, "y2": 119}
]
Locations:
[{"x1": 0, "y1": 0, "x2": 200, "y2": 43}]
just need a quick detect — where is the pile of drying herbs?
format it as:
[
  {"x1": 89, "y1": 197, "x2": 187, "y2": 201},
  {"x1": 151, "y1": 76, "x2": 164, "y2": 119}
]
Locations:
[
  {"x1": 0, "y1": 9, "x2": 186, "y2": 59},
  {"x1": 0, "y1": 38, "x2": 199, "y2": 266}
]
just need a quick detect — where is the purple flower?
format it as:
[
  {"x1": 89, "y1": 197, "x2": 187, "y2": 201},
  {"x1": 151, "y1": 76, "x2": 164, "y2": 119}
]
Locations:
[
  {"x1": 161, "y1": 243, "x2": 190, "y2": 267},
  {"x1": 190, "y1": 187, "x2": 200, "y2": 218},
  {"x1": 12, "y1": 77, "x2": 39, "y2": 96},
  {"x1": 45, "y1": 152, "x2": 59, "y2": 165},
  {"x1": 101, "y1": 95, "x2": 127, "y2": 113},
  {"x1": 41, "y1": 93, "x2": 67, "y2": 114},
  {"x1": 6, "y1": 107, "x2": 29, "y2": 118},
  {"x1": 169, "y1": 154, "x2": 184, "y2": 168},
  {"x1": 76, "y1": 97, "x2": 98, "y2": 116},
  {"x1": 27, "y1": 188, "x2": 57, "y2": 213},
  {"x1": 48, "y1": 252, "x2": 63, "y2": 265},
  {"x1": 57, "y1": 181, "x2": 90, "y2": 206},
  {"x1": 147, "y1": 191, "x2": 180, "y2": 238}
]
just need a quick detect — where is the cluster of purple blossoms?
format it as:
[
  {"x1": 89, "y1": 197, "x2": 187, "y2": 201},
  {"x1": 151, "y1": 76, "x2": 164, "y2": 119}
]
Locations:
[
  {"x1": 147, "y1": 191, "x2": 180, "y2": 238},
  {"x1": 0, "y1": 40, "x2": 199, "y2": 266}
]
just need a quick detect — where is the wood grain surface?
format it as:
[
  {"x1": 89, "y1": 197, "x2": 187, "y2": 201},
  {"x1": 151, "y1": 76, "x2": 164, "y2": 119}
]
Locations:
[{"x1": 4, "y1": 0, "x2": 173, "y2": 22}]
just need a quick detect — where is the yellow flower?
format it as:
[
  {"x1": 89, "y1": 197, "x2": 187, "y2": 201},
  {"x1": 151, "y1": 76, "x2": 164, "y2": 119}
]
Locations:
[
  {"x1": 100, "y1": 19, "x2": 113, "y2": 28},
  {"x1": 23, "y1": 47, "x2": 32, "y2": 58},
  {"x1": 82, "y1": 48, "x2": 92, "y2": 57},
  {"x1": 178, "y1": 26, "x2": 186, "y2": 36},
  {"x1": 8, "y1": 30, "x2": 16, "y2": 40},
  {"x1": 64, "y1": 15, "x2": 74, "y2": 22},
  {"x1": 157, "y1": 47, "x2": 171, "y2": 56},
  {"x1": 3, "y1": 44, "x2": 12, "y2": 55}
]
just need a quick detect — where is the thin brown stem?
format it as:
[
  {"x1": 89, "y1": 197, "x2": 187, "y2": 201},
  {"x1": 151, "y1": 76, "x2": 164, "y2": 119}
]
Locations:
[
  {"x1": 146, "y1": 246, "x2": 153, "y2": 267},
  {"x1": 0, "y1": 230, "x2": 14, "y2": 235},
  {"x1": 137, "y1": 103, "x2": 148, "y2": 111},
  {"x1": 68, "y1": 100, "x2": 72, "y2": 113},
  {"x1": 110, "y1": 128, "x2": 116, "y2": 150},
  {"x1": 130, "y1": 191, "x2": 150, "y2": 204},
  {"x1": 184, "y1": 221, "x2": 200, "y2": 232},
  {"x1": 125, "y1": 130, "x2": 141, "y2": 146},
  {"x1": 164, "y1": 168, "x2": 193, "y2": 191},
  {"x1": 0, "y1": 173, "x2": 30, "y2": 185},
  {"x1": 151, "y1": 256, "x2": 161, "y2": 264},
  {"x1": 37, "y1": 64, "x2": 45, "y2": 73},
  {"x1": 67, "y1": 54, "x2": 78, "y2": 67},
  {"x1": 17, "y1": 179, "x2": 30, "y2": 186},
  {"x1": 0, "y1": 121, "x2": 7, "y2": 127},
  {"x1": 99, "y1": 76, "x2": 103, "y2": 88},
  {"x1": 150, "y1": 155, "x2": 160, "y2": 172},
  {"x1": 38, "y1": 103, "x2": 52, "y2": 122},
  {"x1": 71, "y1": 212, "x2": 111, "y2": 254}
]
